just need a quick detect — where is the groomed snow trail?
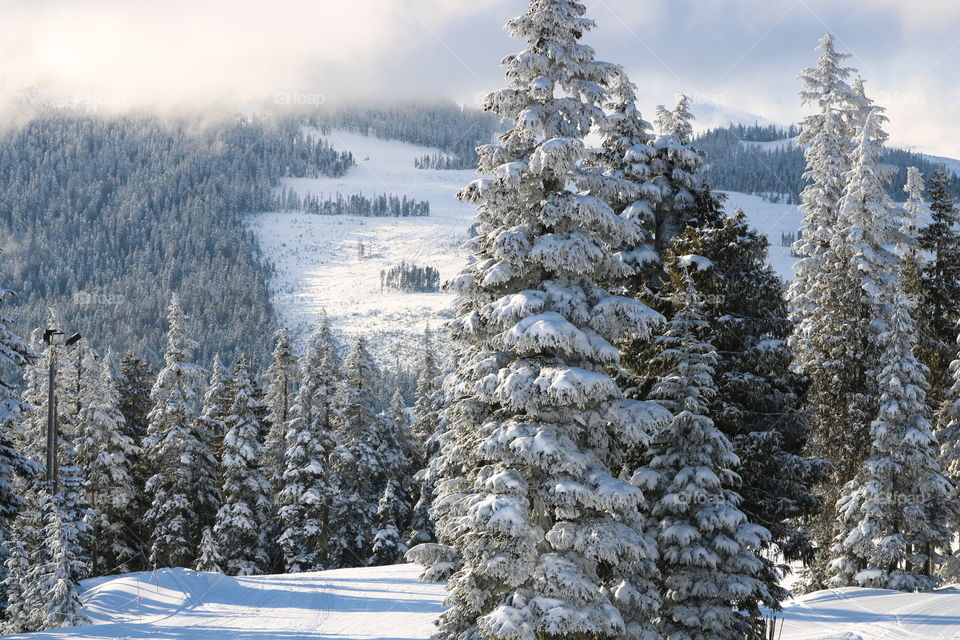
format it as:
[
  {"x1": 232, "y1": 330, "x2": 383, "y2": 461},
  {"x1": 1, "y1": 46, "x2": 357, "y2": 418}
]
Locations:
[
  {"x1": 7, "y1": 563, "x2": 960, "y2": 639},
  {"x1": 3, "y1": 564, "x2": 445, "y2": 640}
]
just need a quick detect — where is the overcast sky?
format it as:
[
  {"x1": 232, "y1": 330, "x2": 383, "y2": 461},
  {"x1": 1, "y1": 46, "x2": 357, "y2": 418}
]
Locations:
[{"x1": 2, "y1": 0, "x2": 958, "y2": 157}]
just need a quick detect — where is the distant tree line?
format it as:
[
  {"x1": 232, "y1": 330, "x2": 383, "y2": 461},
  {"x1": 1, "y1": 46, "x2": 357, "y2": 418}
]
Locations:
[
  {"x1": 696, "y1": 123, "x2": 960, "y2": 203},
  {"x1": 310, "y1": 101, "x2": 500, "y2": 170},
  {"x1": 380, "y1": 262, "x2": 440, "y2": 293},
  {"x1": 277, "y1": 188, "x2": 430, "y2": 217},
  {"x1": 414, "y1": 153, "x2": 475, "y2": 171}
]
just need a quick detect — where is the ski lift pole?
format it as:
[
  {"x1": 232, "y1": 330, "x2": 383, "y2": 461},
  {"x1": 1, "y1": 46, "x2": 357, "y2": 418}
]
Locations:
[{"x1": 42, "y1": 328, "x2": 81, "y2": 493}]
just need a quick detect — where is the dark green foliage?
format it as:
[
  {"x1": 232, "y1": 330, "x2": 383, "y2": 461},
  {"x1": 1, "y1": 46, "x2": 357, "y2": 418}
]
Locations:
[
  {"x1": 625, "y1": 209, "x2": 826, "y2": 595},
  {"x1": 917, "y1": 171, "x2": 960, "y2": 405}
]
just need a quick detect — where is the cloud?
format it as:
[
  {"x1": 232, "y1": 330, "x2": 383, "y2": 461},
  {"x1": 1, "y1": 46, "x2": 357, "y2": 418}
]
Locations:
[
  {"x1": 0, "y1": 0, "x2": 509, "y2": 110},
  {"x1": 0, "y1": 0, "x2": 957, "y2": 158}
]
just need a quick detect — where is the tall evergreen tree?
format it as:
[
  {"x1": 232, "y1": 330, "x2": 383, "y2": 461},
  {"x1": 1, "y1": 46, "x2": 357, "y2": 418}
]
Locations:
[
  {"x1": 788, "y1": 34, "x2": 856, "y2": 367},
  {"x1": 1, "y1": 536, "x2": 31, "y2": 633},
  {"x1": 660, "y1": 213, "x2": 828, "y2": 570},
  {"x1": 0, "y1": 286, "x2": 36, "y2": 613},
  {"x1": 799, "y1": 108, "x2": 899, "y2": 588},
  {"x1": 918, "y1": 170, "x2": 960, "y2": 405},
  {"x1": 426, "y1": 3, "x2": 671, "y2": 639},
  {"x1": 214, "y1": 357, "x2": 271, "y2": 576},
  {"x1": 263, "y1": 328, "x2": 298, "y2": 486},
  {"x1": 829, "y1": 287, "x2": 953, "y2": 591},
  {"x1": 651, "y1": 94, "x2": 704, "y2": 254},
  {"x1": 75, "y1": 351, "x2": 138, "y2": 575},
  {"x1": 143, "y1": 296, "x2": 213, "y2": 569},
  {"x1": 634, "y1": 276, "x2": 777, "y2": 638},
  {"x1": 276, "y1": 319, "x2": 340, "y2": 573},
  {"x1": 329, "y1": 337, "x2": 384, "y2": 568},
  {"x1": 116, "y1": 353, "x2": 153, "y2": 570},
  {"x1": 38, "y1": 490, "x2": 90, "y2": 630},
  {"x1": 592, "y1": 66, "x2": 660, "y2": 287},
  {"x1": 406, "y1": 330, "x2": 447, "y2": 551},
  {"x1": 198, "y1": 355, "x2": 232, "y2": 459},
  {"x1": 935, "y1": 330, "x2": 960, "y2": 580}
]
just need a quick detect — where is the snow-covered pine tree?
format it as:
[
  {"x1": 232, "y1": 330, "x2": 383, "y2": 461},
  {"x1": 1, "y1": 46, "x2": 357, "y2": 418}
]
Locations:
[
  {"x1": 829, "y1": 284, "x2": 953, "y2": 591},
  {"x1": 918, "y1": 170, "x2": 960, "y2": 406},
  {"x1": 195, "y1": 526, "x2": 223, "y2": 573},
  {"x1": 799, "y1": 106, "x2": 899, "y2": 589},
  {"x1": 788, "y1": 34, "x2": 856, "y2": 368},
  {"x1": 275, "y1": 319, "x2": 340, "y2": 572},
  {"x1": 75, "y1": 351, "x2": 138, "y2": 575},
  {"x1": 0, "y1": 286, "x2": 37, "y2": 613},
  {"x1": 405, "y1": 327, "x2": 446, "y2": 550},
  {"x1": 143, "y1": 295, "x2": 214, "y2": 569},
  {"x1": 199, "y1": 355, "x2": 232, "y2": 459},
  {"x1": 900, "y1": 167, "x2": 927, "y2": 320},
  {"x1": 651, "y1": 94, "x2": 704, "y2": 254},
  {"x1": 328, "y1": 337, "x2": 384, "y2": 568},
  {"x1": 411, "y1": 327, "x2": 441, "y2": 448},
  {"x1": 55, "y1": 444, "x2": 92, "y2": 585},
  {"x1": 369, "y1": 478, "x2": 410, "y2": 567},
  {"x1": 591, "y1": 66, "x2": 660, "y2": 287},
  {"x1": 1, "y1": 536, "x2": 31, "y2": 633},
  {"x1": 661, "y1": 213, "x2": 829, "y2": 571},
  {"x1": 37, "y1": 489, "x2": 90, "y2": 630},
  {"x1": 214, "y1": 357, "x2": 271, "y2": 576},
  {"x1": 936, "y1": 329, "x2": 960, "y2": 580},
  {"x1": 635, "y1": 274, "x2": 777, "y2": 638},
  {"x1": 371, "y1": 389, "x2": 416, "y2": 561},
  {"x1": 117, "y1": 353, "x2": 153, "y2": 571},
  {"x1": 426, "y1": 3, "x2": 670, "y2": 639},
  {"x1": 263, "y1": 328, "x2": 298, "y2": 487}
]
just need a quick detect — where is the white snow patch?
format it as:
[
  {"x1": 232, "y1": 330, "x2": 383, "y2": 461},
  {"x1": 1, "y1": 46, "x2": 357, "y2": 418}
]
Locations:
[
  {"x1": 15, "y1": 564, "x2": 960, "y2": 639},
  {"x1": 10, "y1": 564, "x2": 444, "y2": 640},
  {"x1": 248, "y1": 129, "x2": 478, "y2": 357}
]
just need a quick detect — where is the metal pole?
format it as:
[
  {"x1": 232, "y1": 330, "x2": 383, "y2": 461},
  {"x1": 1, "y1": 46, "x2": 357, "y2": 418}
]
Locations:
[{"x1": 45, "y1": 345, "x2": 57, "y2": 492}]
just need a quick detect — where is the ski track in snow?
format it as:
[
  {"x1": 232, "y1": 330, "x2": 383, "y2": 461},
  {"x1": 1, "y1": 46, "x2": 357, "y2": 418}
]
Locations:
[
  {"x1": 9, "y1": 564, "x2": 960, "y2": 639},
  {"x1": 3, "y1": 565, "x2": 444, "y2": 640}
]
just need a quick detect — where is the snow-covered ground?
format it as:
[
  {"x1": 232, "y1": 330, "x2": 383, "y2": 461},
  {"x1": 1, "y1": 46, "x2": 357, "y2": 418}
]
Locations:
[
  {"x1": 3, "y1": 564, "x2": 444, "y2": 640},
  {"x1": 9, "y1": 564, "x2": 960, "y2": 639},
  {"x1": 249, "y1": 131, "x2": 808, "y2": 357},
  {"x1": 248, "y1": 130, "x2": 477, "y2": 355}
]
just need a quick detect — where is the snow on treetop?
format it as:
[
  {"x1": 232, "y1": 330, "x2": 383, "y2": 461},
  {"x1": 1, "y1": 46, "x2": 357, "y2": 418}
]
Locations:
[{"x1": 676, "y1": 254, "x2": 714, "y2": 271}]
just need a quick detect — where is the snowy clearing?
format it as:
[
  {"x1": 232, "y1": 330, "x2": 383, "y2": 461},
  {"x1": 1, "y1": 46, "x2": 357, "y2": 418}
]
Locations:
[
  {"x1": 7, "y1": 564, "x2": 960, "y2": 639},
  {"x1": 249, "y1": 130, "x2": 808, "y2": 359},
  {"x1": 248, "y1": 129, "x2": 477, "y2": 356}
]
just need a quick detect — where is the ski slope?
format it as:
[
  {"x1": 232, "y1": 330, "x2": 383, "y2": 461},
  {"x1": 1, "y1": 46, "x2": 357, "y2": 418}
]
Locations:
[
  {"x1": 248, "y1": 129, "x2": 477, "y2": 356},
  {"x1": 8, "y1": 563, "x2": 960, "y2": 639},
  {"x1": 249, "y1": 131, "x2": 808, "y2": 357}
]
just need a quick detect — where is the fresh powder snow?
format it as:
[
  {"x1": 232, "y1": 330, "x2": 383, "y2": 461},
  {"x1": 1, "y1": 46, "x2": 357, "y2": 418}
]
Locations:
[{"x1": 6, "y1": 564, "x2": 960, "y2": 639}]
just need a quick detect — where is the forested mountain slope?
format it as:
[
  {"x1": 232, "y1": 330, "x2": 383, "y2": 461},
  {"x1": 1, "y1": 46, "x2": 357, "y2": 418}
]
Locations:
[{"x1": 0, "y1": 108, "x2": 352, "y2": 367}]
